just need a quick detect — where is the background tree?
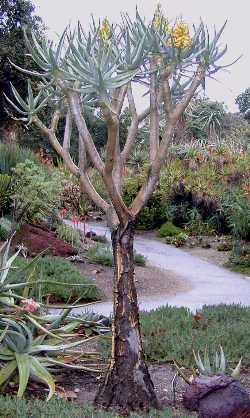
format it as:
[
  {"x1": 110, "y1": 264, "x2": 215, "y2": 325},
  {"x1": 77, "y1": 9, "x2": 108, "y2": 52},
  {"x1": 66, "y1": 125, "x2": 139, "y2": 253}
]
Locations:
[
  {"x1": 185, "y1": 98, "x2": 226, "y2": 142},
  {"x1": 235, "y1": 87, "x2": 250, "y2": 121},
  {"x1": 0, "y1": 0, "x2": 44, "y2": 142},
  {"x1": 7, "y1": 5, "x2": 230, "y2": 413}
]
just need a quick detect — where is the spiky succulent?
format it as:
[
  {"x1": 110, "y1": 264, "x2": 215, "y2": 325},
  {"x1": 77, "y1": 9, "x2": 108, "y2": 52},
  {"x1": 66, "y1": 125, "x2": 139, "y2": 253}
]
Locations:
[
  {"x1": 193, "y1": 346, "x2": 242, "y2": 378},
  {"x1": 5, "y1": 8, "x2": 235, "y2": 119}
]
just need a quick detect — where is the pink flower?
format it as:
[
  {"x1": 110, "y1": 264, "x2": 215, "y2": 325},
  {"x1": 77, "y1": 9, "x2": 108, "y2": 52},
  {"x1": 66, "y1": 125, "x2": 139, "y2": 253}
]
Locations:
[
  {"x1": 59, "y1": 208, "x2": 68, "y2": 219},
  {"x1": 21, "y1": 299, "x2": 40, "y2": 313},
  {"x1": 72, "y1": 216, "x2": 80, "y2": 227}
]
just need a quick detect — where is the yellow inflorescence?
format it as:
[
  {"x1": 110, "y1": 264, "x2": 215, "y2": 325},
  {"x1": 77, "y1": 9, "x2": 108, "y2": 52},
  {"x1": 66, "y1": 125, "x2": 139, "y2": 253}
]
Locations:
[
  {"x1": 153, "y1": 3, "x2": 169, "y2": 34},
  {"x1": 98, "y1": 17, "x2": 110, "y2": 42},
  {"x1": 171, "y1": 21, "x2": 190, "y2": 49}
]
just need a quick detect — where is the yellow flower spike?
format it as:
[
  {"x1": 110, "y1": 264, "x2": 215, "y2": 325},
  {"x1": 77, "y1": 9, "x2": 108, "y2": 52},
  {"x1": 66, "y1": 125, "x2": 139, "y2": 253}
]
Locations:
[
  {"x1": 171, "y1": 20, "x2": 191, "y2": 49},
  {"x1": 98, "y1": 17, "x2": 110, "y2": 42},
  {"x1": 153, "y1": 3, "x2": 169, "y2": 34}
]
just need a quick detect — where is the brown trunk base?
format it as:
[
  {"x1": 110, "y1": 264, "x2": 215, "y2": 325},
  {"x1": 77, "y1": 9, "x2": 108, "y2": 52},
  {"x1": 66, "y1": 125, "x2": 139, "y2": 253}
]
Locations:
[
  {"x1": 94, "y1": 360, "x2": 158, "y2": 413},
  {"x1": 94, "y1": 221, "x2": 158, "y2": 414}
]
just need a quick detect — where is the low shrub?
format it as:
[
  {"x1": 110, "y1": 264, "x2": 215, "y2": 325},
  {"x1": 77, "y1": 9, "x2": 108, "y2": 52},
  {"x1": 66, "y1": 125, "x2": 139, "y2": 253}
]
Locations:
[
  {"x1": 8, "y1": 255, "x2": 100, "y2": 302},
  {"x1": 0, "y1": 173, "x2": 12, "y2": 212},
  {"x1": 0, "y1": 396, "x2": 192, "y2": 418},
  {"x1": 227, "y1": 245, "x2": 250, "y2": 275},
  {"x1": 123, "y1": 173, "x2": 166, "y2": 230},
  {"x1": 134, "y1": 250, "x2": 146, "y2": 266},
  {"x1": 100, "y1": 304, "x2": 250, "y2": 369},
  {"x1": 158, "y1": 221, "x2": 184, "y2": 238},
  {"x1": 55, "y1": 223, "x2": 82, "y2": 248},
  {"x1": 87, "y1": 244, "x2": 113, "y2": 266},
  {"x1": 165, "y1": 232, "x2": 189, "y2": 247},
  {"x1": 0, "y1": 143, "x2": 37, "y2": 175},
  {"x1": 11, "y1": 159, "x2": 64, "y2": 224},
  {"x1": 87, "y1": 244, "x2": 146, "y2": 267}
]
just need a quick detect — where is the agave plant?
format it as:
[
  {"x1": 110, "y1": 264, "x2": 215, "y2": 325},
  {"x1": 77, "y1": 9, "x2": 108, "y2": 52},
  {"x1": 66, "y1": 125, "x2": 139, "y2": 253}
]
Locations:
[{"x1": 193, "y1": 346, "x2": 242, "y2": 378}]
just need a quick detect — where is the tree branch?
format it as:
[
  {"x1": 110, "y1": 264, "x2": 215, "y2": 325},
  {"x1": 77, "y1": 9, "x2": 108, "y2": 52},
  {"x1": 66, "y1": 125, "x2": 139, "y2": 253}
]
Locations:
[
  {"x1": 32, "y1": 114, "x2": 79, "y2": 176},
  {"x1": 50, "y1": 109, "x2": 60, "y2": 132},
  {"x1": 173, "y1": 66, "x2": 205, "y2": 120},
  {"x1": 67, "y1": 91, "x2": 105, "y2": 175},
  {"x1": 130, "y1": 66, "x2": 205, "y2": 216},
  {"x1": 160, "y1": 66, "x2": 173, "y2": 116},
  {"x1": 101, "y1": 103, "x2": 129, "y2": 224},
  {"x1": 63, "y1": 109, "x2": 72, "y2": 153},
  {"x1": 149, "y1": 58, "x2": 160, "y2": 163},
  {"x1": 121, "y1": 85, "x2": 139, "y2": 163}
]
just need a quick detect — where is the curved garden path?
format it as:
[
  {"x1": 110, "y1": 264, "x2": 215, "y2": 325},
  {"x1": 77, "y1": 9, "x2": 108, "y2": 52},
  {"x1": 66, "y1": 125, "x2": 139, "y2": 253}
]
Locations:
[{"x1": 68, "y1": 221, "x2": 250, "y2": 315}]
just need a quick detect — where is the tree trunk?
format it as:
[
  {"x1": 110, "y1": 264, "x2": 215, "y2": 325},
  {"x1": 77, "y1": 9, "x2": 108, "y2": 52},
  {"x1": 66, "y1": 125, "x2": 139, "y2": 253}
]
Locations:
[{"x1": 94, "y1": 220, "x2": 158, "y2": 413}]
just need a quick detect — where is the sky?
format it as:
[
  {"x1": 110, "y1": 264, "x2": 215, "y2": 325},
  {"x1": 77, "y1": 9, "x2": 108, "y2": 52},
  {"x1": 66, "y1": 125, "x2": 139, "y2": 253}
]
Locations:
[{"x1": 32, "y1": 0, "x2": 249, "y2": 113}]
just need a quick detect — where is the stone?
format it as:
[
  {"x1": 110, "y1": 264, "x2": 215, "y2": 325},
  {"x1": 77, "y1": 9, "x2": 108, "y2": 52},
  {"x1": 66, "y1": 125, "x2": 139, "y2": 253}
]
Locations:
[
  {"x1": 13, "y1": 223, "x2": 77, "y2": 257},
  {"x1": 86, "y1": 230, "x2": 97, "y2": 239},
  {"x1": 183, "y1": 375, "x2": 250, "y2": 418}
]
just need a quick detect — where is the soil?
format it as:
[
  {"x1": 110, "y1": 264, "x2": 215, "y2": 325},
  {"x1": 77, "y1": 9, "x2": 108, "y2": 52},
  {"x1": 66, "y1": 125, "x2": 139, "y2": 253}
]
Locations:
[
  {"x1": 184, "y1": 246, "x2": 230, "y2": 267},
  {"x1": 75, "y1": 261, "x2": 191, "y2": 301},
  {"x1": 54, "y1": 363, "x2": 196, "y2": 416}
]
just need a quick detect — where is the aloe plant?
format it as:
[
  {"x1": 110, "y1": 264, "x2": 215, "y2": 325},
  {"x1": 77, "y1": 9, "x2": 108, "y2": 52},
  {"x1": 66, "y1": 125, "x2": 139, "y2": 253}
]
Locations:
[
  {"x1": 0, "y1": 315, "x2": 107, "y2": 399},
  {"x1": 5, "y1": 5, "x2": 235, "y2": 411},
  {"x1": 193, "y1": 346, "x2": 242, "y2": 378}
]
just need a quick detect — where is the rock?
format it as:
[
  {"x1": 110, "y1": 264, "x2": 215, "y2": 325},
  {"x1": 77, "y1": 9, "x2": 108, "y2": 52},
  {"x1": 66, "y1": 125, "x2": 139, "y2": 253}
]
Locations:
[
  {"x1": 12, "y1": 223, "x2": 77, "y2": 257},
  {"x1": 86, "y1": 230, "x2": 97, "y2": 239},
  {"x1": 183, "y1": 375, "x2": 250, "y2": 418}
]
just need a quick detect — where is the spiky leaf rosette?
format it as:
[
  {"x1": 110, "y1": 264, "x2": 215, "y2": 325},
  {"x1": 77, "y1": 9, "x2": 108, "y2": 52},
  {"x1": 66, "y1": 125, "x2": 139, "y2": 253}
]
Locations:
[{"x1": 6, "y1": 8, "x2": 235, "y2": 117}]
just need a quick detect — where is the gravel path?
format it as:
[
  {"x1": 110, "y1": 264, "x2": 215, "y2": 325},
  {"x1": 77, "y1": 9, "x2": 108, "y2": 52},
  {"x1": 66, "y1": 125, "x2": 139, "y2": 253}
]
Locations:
[{"x1": 66, "y1": 221, "x2": 250, "y2": 315}]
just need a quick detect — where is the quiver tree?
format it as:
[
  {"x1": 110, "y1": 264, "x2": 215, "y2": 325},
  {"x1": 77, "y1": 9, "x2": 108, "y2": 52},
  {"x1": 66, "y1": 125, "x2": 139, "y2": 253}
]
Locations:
[{"x1": 6, "y1": 4, "x2": 233, "y2": 412}]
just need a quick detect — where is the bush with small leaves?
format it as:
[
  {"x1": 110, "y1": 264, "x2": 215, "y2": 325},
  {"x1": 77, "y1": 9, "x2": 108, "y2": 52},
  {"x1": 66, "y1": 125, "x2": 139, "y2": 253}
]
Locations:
[
  {"x1": 8, "y1": 255, "x2": 100, "y2": 302},
  {"x1": 87, "y1": 244, "x2": 146, "y2": 267},
  {"x1": 159, "y1": 221, "x2": 184, "y2": 238},
  {"x1": 11, "y1": 159, "x2": 64, "y2": 224}
]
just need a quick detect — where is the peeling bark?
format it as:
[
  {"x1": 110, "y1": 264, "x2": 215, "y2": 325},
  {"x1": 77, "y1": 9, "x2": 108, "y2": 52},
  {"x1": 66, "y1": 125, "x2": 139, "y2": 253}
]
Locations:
[{"x1": 94, "y1": 221, "x2": 158, "y2": 413}]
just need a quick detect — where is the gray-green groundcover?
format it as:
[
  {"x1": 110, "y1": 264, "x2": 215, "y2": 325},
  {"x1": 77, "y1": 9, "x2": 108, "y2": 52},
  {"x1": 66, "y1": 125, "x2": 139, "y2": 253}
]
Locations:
[{"x1": 0, "y1": 396, "x2": 193, "y2": 418}]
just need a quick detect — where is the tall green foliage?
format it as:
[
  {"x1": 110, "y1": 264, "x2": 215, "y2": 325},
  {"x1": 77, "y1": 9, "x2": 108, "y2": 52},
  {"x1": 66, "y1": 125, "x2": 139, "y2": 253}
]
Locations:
[
  {"x1": 0, "y1": 0, "x2": 44, "y2": 135},
  {"x1": 11, "y1": 159, "x2": 64, "y2": 223}
]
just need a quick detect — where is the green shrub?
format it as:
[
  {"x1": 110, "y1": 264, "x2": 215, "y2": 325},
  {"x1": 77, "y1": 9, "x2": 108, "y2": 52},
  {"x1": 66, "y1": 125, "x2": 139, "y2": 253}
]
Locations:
[
  {"x1": 0, "y1": 173, "x2": 11, "y2": 211},
  {"x1": 86, "y1": 244, "x2": 113, "y2": 266},
  {"x1": 223, "y1": 192, "x2": 250, "y2": 240},
  {"x1": 0, "y1": 217, "x2": 12, "y2": 240},
  {"x1": 134, "y1": 250, "x2": 146, "y2": 266},
  {"x1": 8, "y1": 256, "x2": 100, "y2": 302},
  {"x1": 0, "y1": 143, "x2": 38, "y2": 175},
  {"x1": 56, "y1": 223, "x2": 81, "y2": 247},
  {"x1": 11, "y1": 159, "x2": 64, "y2": 223},
  {"x1": 100, "y1": 304, "x2": 250, "y2": 369},
  {"x1": 123, "y1": 173, "x2": 166, "y2": 230},
  {"x1": 158, "y1": 221, "x2": 184, "y2": 238},
  {"x1": 0, "y1": 396, "x2": 192, "y2": 418},
  {"x1": 87, "y1": 244, "x2": 146, "y2": 267},
  {"x1": 227, "y1": 245, "x2": 250, "y2": 274}
]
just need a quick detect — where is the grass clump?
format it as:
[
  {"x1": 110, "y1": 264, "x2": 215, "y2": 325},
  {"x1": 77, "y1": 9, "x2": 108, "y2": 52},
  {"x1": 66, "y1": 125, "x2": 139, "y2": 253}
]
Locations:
[
  {"x1": 158, "y1": 221, "x2": 184, "y2": 238},
  {"x1": 0, "y1": 396, "x2": 192, "y2": 418},
  {"x1": 86, "y1": 244, "x2": 146, "y2": 267},
  {"x1": 8, "y1": 255, "x2": 100, "y2": 302}
]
